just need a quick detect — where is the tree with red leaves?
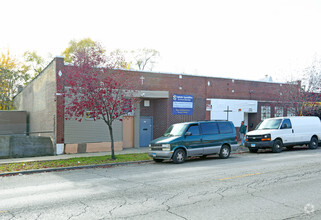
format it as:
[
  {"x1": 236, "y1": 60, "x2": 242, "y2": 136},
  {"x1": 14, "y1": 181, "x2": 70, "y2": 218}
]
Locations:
[{"x1": 58, "y1": 43, "x2": 137, "y2": 159}]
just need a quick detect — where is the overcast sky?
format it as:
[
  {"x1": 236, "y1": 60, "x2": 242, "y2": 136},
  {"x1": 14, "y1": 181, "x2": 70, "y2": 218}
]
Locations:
[{"x1": 1, "y1": 0, "x2": 321, "y2": 82}]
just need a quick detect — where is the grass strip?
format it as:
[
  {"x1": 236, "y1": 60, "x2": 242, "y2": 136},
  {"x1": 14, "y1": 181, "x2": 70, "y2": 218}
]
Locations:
[{"x1": 0, "y1": 153, "x2": 151, "y2": 173}]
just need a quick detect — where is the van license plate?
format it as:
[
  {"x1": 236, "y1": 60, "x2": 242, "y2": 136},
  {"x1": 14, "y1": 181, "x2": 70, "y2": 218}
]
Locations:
[
  {"x1": 152, "y1": 153, "x2": 156, "y2": 157},
  {"x1": 251, "y1": 144, "x2": 256, "y2": 147}
]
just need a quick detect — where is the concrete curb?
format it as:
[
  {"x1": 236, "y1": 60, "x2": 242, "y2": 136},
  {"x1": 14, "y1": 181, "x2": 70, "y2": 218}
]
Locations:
[{"x1": 0, "y1": 160, "x2": 153, "y2": 177}]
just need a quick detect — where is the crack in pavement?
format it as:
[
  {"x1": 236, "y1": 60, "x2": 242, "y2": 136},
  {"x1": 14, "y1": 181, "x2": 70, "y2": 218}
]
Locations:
[
  {"x1": 67, "y1": 201, "x2": 90, "y2": 220},
  {"x1": 4, "y1": 210, "x2": 14, "y2": 220},
  {"x1": 214, "y1": 187, "x2": 229, "y2": 201},
  {"x1": 160, "y1": 192, "x2": 189, "y2": 220},
  {"x1": 108, "y1": 198, "x2": 127, "y2": 218},
  {"x1": 282, "y1": 208, "x2": 321, "y2": 219},
  {"x1": 166, "y1": 206, "x2": 189, "y2": 220},
  {"x1": 249, "y1": 192, "x2": 298, "y2": 211},
  {"x1": 113, "y1": 211, "x2": 156, "y2": 220},
  {"x1": 34, "y1": 211, "x2": 43, "y2": 220}
]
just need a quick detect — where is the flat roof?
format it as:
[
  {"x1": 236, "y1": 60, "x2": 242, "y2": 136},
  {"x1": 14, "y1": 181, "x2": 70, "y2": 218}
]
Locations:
[{"x1": 122, "y1": 68, "x2": 298, "y2": 85}]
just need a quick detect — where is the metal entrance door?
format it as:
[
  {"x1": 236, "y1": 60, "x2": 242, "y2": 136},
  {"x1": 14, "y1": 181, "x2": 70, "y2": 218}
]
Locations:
[{"x1": 140, "y1": 117, "x2": 153, "y2": 147}]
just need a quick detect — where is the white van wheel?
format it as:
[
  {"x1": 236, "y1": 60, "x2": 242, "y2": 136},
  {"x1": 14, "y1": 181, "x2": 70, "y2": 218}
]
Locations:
[
  {"x1": 309, "y1": 137, "x2": 318, "y2": 150},
  {"x1": 272, "y1": 140, "x2": 283, "y2": 153}
]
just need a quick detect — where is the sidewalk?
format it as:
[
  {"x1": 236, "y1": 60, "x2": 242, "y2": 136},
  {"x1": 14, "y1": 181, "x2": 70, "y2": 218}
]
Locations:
[
  {"x1": 0, "y1": 147, "x2": 149, "y2": 165},
  {"x1": 0, "y1": 146, "x2": 248, "y2": 176},
  {"x1": 0, "y1": 146, "x2": 248, "y2": 165}
]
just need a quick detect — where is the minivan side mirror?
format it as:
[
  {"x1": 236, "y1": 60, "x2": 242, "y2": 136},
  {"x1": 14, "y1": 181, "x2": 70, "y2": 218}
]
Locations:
[{"x1": 185, "y1": 132, "x2": 192, "y2": 136}]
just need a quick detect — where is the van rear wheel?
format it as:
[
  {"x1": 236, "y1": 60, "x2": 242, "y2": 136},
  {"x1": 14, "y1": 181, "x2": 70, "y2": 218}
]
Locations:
[
  {"x1": 309, "y1": 137, "x2": 318, "y2": 150},
  {"x1": 272, "y1": 140, "x2": 283, "y2": 153},
  {"x1": 172, "y1": 149, "x2": 186, "y2": 164},
  {"x1": 219, "y1": 145, "x2": 231, "y2": 159}
]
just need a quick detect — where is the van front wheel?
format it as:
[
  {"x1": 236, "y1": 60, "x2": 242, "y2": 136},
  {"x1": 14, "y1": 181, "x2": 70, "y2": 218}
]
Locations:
[
  {"x1": 219, "y1": 145, "x2": 231, "y2": 159},
  {"x1": 272, "y1": 140, "x2": 283, "y2": 153},
  {"x1": 172, "y1": 149, "x2": 186, "y2": 164},
  {"x1": 309, "y1": 137, "x2": 318, "y2": 150}
]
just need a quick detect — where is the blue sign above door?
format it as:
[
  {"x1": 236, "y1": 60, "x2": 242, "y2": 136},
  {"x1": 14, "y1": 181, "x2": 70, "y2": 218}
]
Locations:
[{"x1": 172, "y1": 94, "x2": 193, "y2": 115}]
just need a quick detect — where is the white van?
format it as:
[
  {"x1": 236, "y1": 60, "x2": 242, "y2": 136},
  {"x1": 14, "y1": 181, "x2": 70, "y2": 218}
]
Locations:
[{"x1": 245, "y1": 116, "x2": 321, "y2": 153}]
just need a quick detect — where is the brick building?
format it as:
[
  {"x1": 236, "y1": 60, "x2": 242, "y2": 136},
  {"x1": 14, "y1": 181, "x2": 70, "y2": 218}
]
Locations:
[{"x1": 14, "y1": 57, "x2": 301, "y2": 154}]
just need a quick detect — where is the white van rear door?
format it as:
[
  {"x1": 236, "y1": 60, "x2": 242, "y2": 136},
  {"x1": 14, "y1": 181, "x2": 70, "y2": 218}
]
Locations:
[{"x1": 292, "y1": 117, "x2": 320, "y2": 143}]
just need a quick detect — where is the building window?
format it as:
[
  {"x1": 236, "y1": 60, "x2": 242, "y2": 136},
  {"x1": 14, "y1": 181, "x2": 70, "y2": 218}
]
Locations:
[
  {"x1": 287, "y1": 107, "x2": 296, "y2": 116},
  {"x1": 274, "y1": 107, "x2": 283, "y2": 117},
  {"x1": 261, "y1": 106, "x2": 271, "y2": 120},
  {"x1": 144, "y1": 100, "x2": 150, "y2": 107}
]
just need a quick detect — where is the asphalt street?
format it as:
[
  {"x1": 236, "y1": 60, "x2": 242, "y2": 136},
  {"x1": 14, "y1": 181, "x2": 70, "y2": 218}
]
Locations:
[{"x1": 1, "y1": 147, "x2": 321, "y2": 220}]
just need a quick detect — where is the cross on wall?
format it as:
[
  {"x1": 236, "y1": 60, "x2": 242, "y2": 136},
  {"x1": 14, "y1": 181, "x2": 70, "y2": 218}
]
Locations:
[
  {"x1": 224, "y1": 106, "x2": 233, "y2": 121},
  {"x1": 140, "y1": 76, "x2": 145, "y2": 85}
]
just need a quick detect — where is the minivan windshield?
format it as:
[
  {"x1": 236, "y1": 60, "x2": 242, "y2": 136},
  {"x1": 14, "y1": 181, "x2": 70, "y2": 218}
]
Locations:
[
  {"x1": 163, "y1": 123, "x2": 188, "y2": 137},
  {"x1": 257, "y1": 119, "x2": 282, "y2": 130}
]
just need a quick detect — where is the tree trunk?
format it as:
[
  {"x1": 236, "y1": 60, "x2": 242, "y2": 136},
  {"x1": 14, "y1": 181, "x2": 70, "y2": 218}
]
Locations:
[{"x1": 108, "y1": 124, "x2": 115, "y2": 160}]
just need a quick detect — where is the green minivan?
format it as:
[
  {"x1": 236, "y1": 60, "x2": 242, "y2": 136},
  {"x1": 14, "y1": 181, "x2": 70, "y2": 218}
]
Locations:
[{"x1": 148, "y1": 121, "x2": 238, "y2": 163}]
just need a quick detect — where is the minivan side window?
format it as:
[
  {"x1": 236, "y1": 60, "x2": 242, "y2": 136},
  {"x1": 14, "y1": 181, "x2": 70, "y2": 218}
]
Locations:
[
  {"x1": 281, "y1": 119, "x2": 292, "y2": 129},
  {"x1": 218, "y1": 122, "x2": 234, "y2": 134},
  {"x1": 201, "y1": 122, "x2": 219, "y2": 135},
  {"x1": 186, "y1": 125, "x2": 200, "y2": 136}
]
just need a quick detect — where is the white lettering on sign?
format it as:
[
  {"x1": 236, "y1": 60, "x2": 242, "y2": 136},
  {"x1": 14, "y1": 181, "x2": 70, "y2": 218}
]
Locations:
[{"x1": 173, "y1": 102, "x2": 193, "y2": 108}]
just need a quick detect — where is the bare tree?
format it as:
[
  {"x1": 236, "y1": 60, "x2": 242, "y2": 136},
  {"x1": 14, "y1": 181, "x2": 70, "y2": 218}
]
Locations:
[
  {"x1": 132, "y1": 48, "x2": 160, "y2": 71},
  {"x1": 304, "y1": 58, "x2": 321, "y2": 93}
]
